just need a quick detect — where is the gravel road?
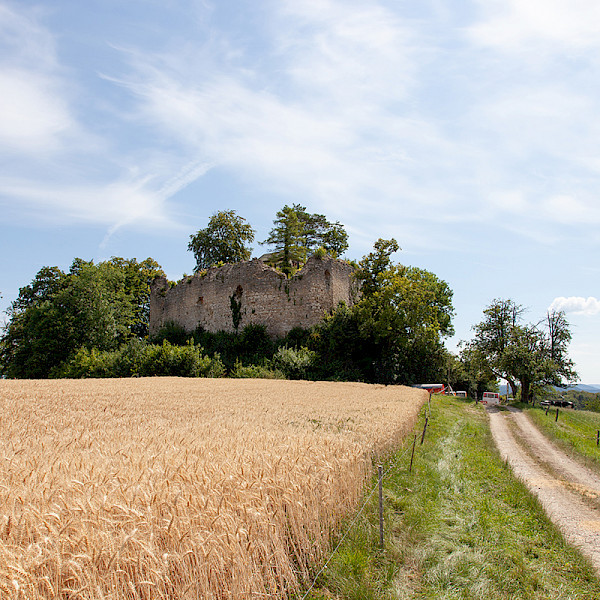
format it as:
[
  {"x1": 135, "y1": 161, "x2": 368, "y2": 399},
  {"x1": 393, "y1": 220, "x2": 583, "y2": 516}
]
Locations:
[{"x1": 488, "y1": 406, "x2": 600, "y2": 573}]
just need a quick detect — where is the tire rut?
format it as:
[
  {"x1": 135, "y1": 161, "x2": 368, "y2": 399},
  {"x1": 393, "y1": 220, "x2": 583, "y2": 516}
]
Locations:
[{"x1": 488, "y1": 406, "x2": 600, "y2": 573}]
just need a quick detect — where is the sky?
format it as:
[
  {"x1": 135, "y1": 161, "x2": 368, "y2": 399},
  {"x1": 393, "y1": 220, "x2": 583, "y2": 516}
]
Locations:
[{"x1": 0, "y1": 0, "x2": 599, "y2": 383}]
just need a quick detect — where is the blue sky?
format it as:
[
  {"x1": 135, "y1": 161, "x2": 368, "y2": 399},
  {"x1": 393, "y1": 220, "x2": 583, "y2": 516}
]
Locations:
[{"x1": 1, "y1": 0, "x2": 599, "y2": 382}]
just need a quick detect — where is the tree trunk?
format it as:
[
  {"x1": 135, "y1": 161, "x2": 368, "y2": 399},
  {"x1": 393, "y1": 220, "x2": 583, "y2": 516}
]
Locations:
[{"x1": 521, "y1": 379, "x2": 531, "y2": 404}]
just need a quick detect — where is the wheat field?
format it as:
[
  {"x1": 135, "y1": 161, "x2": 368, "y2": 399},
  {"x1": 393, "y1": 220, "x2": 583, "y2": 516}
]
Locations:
[{"x1": 0, "y1": 378, "x2": 427, "y2": 599}]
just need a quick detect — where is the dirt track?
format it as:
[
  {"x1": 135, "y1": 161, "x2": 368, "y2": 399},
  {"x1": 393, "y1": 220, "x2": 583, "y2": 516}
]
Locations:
[{"x1": 488, "y1": 406, "x2": 600, "y2": 573}]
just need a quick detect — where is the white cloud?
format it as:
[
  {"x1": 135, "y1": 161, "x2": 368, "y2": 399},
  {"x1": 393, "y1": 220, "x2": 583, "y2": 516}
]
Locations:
[
  {"x1": 0, "y1": 69, "x2": 74, "y2": 152},
  {"x1": 0, "y1": 173, "x2": 187, "y2": 232},
  {"x1": 0, "y1": 3, "x2": 77, "y2": 154},
  {"x1": 112, "y1": 0, "x2": 481, "y2": 241},
  {"x1": 0, "y1": 1, "x2": 204, "y2": 232},
  {"x1": 469, "y1": 0, "x2": 600, "y2": 52},
  {"x1": 549, "y1": 297, "x2": 600, "y2": 316}
]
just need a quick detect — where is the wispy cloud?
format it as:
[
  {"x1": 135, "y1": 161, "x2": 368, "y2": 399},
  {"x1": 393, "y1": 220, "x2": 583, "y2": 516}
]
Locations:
[
  {"x1": 0, "y1": 4, "x2": 76, "y2": 154},
  {"x1": 112, "y1": 0, "x2": 481, "y2": 246},
  {"x1": 549, "y1": 296, "x2": 600, "y2": 316},
  {"x1": 0, "y1": 1, "x2": 203, "y2": 234}
]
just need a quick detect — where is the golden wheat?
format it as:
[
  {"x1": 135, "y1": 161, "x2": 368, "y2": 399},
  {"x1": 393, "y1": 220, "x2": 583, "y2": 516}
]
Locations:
[{"x1": 0, "y1": 378, "x2": 426, "y2": 599}]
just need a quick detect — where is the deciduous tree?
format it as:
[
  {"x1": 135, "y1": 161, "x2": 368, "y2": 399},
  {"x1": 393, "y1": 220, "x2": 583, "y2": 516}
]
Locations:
[
  {"x1": 0, "y1": 257, "x2": 165, "y2": 378},
  {"x1": 188, "y1": 210, "x2": 255, "y2": 272},
  {"x1": 465, "y1": 299, "x2": 578, "y2": 402}
]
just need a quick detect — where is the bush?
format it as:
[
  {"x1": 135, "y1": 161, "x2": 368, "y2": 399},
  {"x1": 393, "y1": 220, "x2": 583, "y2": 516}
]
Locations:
[
  {"x1": 138, "y1": 341, "x2": 223, "y2": 377},
  {"x1": 151, "y1": 321, "x2": 190, "y2": 346},
  {"x1": 229, "y1": 360, "x2": 285, "y2": 379},
  {"x1": 272, "y1": 346, "x2": 316, "y2": 380},
  {"x1": 193, "y1": 324, "x2": 275, "y2": 371},
  {"x1": 52, "y1": 340, "x2": 224, "y2": 378}
]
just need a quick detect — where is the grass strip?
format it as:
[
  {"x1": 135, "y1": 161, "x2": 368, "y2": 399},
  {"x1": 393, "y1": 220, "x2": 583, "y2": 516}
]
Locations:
[
  {"x1": 301, "y1": 396, "x2": 600, "y2": 599},
  {"x1": 524, "y1": 405, "x2": 600, "y2": 472}
]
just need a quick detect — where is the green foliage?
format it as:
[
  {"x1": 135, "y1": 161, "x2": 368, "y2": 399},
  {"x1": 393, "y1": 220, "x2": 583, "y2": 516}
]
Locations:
[
  {"x1": 313, "y1": 246, "x2": 327, "y2": 259},
  {"x1": 0, "y1": 258, "x2": 165, "y2": 378},
  {"x1": 191, "y1": 324, "x2": 274, "y2": 372},
  {"x1": 53, "y1": 339, "x2": 224, "y2": 378},
  {"x1": 261, "y1": 204, "x2": 349, "y2": 275},
  {"x1": 150, "y1": 321, "x2": 189, "y2": 346},
  {"x1": 229, "y1": 360, "x2": 285, "y2": 379},
  {"x1": 272, "y1": 346, "x2": 317, "y2": 379},
  {"x1": 137, "y1": 341, "x2": 223, "y2": 377},
  {"x1": 188, "y1": 210, "x2": 255, "y2": 272},
  {"x1": 230, "y1": 292, "x2": 243, "y2": 331},
  {"x1": 465, "y1": 299, "x2": 578, "y2": 402},
  {"x1": 308, "y1": 303, "x2": 368, "y2": 381},
  {"x1": 298, "y1": 240, "x2": 455, "y2": 385},
  {"x1": 351, "y1": 240, "x2": 454, "y2": 384},
  {"x1": 448, "y1": 348, "x2": 497, "y2": 399}
]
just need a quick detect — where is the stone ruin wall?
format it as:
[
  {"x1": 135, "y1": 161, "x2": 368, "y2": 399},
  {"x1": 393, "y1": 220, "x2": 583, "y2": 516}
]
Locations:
[{"x1": 149, "y1": 256, "x2": 358, "y2": 338}]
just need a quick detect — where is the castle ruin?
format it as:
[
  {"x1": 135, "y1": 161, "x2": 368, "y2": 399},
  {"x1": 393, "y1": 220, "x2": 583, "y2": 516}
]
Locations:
[{"x1": 149, "y1": 256, "x2": 358, "y2": 338}]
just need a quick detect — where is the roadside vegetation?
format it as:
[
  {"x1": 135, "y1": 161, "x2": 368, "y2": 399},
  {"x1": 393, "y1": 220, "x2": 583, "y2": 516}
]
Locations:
[
  {"x1": 304, "y1": 395, "x2": 600, "y2": 599},
  {"x1": 523, "y1": 404, "x2": 600, "y2": 473}
]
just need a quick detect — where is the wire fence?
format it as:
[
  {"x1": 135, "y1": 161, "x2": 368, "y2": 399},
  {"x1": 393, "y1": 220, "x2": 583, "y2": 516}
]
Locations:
[
  {"x1": 534, "y1": 404, "x2": 600, "y2": 445},
  {"x1": 299, "y1": 394, "x2": 432, "y2": 599}
]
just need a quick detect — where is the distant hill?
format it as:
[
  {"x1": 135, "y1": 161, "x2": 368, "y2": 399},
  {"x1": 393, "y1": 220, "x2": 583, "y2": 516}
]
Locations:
[
  {"x1": 499, "y1": 383, "x2": 600, "y2": 395},
  {"x1": 566, "y1": 384, "x2": 600, "y2": 393}
]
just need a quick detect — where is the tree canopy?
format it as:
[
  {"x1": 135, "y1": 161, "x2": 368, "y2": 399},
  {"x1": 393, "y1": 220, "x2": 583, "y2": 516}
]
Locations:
[
  {"x1": 464, "y1": 298, "x2": 578, "y2": 402},
  {"x1": 0, "y1": 257, "x2": 164, "y2": 378},
  {"x1": 188, "y1": 210, "x2": 255, "y2": 272},
  {"x1": 311, "y1": 238, "x2": 454, "y2": 384},
  {"x1": 262, "y1": 204, "x2": 349, "y2": 274}
]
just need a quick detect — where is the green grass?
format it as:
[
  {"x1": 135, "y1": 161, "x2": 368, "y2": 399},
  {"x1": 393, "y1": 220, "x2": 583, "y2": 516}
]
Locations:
[
  {"x1": 523, "y1": 405, "x2": 600, "y2": 472},
  {"x1": 300, "y1": 396, "x2": 600, "y2": 600}
]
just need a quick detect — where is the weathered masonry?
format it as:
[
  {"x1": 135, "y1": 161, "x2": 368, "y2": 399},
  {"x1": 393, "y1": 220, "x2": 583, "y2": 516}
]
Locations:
[{"x1": 149, "y1": 256, "x2": 358, "y2": 338}]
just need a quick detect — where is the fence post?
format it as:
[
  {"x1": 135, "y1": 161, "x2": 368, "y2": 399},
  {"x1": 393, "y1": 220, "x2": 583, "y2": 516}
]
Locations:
[
  {"x1": 409, "y1": 433, "x2": 417, "y2": 473},
  {"x1": 421, "y1": 416, "x2": 429, "y2": 445},
  {"x1": 555, "y1": 408, "x2": 559, "y2": 422},
  {"x1": 378, "y1": 465, "x2": 384, "y2": 550},
  {"x1": 596, "y1": 430, "x2": 599, "y2": 447},
  {"x1": 545, "y1": 405, "x2": 549, "y2": 416}
]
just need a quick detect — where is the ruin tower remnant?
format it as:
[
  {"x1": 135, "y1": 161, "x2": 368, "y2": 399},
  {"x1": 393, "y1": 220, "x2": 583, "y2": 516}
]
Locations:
[{"x1": 149, "y1": 256, "x2": 358, "y2": 338}]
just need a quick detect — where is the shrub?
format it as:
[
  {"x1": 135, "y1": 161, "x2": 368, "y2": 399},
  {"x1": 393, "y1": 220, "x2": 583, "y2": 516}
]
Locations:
[
  {"x1": 138, "y1": 340, "x2": 223, "y2": 377},
  {"x1": 272, "y1": 346, "x2": 316, "y2": 380},
  {"x1": 229, "y1": 360, "x2": 285, "y2": 379},
  {"x1": 151, "y1": 321, "x2": 190, "y2": 346},
  {"x1": 52, "y1": 340, "x2": 224, "y2": 378}
]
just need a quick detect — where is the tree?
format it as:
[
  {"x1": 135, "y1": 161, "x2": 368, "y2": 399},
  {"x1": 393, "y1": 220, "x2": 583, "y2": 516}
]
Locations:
[
  {"x1": 311, "y1": 239, "x2": 454, "y2": 384},
  {"x1": 188, "y1": 210, "x2": 255, "y2": 272},
  {"x1": 466, "y1": 299, "x2": 523, "y2": 397},
  {"x1": 262, "y1": 205, "x2": 349, "y2": 275},
  {"x1": 262, "y1": 205, "x2": 306, "y2": 275},
  {"x1": 0, "y1": 257, "x2": 165, "y2": 378},
  {"x1": 455, "y1": 345, "x2": 499, "y2": 400},
  {"x1": 466, "y1": 299, "x2": 578, "y2": 403}
]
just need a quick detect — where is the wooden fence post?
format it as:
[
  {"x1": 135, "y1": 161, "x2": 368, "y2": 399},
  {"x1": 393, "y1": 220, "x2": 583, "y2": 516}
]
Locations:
[
  {"x1": 596, "y1": 430, "x2": 599, "y2": 447},
  {"x1": 378, "y1": 465, "x2": 384, "y2": 549},
  {"x1": 555, "y1": 408, "x2": 559, "y2": 422},
  {"x1": 409, "y1": 433, "x2": 417, "y2": 473},
  {"x1": 421, "y1": 416, "x2": 429, "y2": 445},
  {"x1": 545, "y1": 405, "x2": 549, "y2": 416}
]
